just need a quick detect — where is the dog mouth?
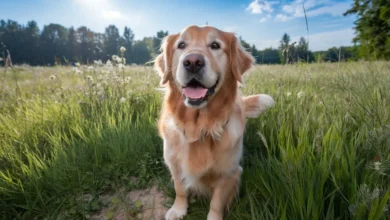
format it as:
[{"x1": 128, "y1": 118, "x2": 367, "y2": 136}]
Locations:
[{"x1": 182, "y1": 79, "x2": 218, "y2": 106}]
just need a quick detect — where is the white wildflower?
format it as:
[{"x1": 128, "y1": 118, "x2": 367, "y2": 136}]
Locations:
[
  {"x1": 85, "y1": 75, "x2": 93, "y2": 82},
  {"x1": 87, "y1": 66, "x2": 94, "y2": 71},
  {"x1": 286, "y1": 92, "x2": 292, "y2": 97},
  {"x1": 0, "y1": 57, "x2": 3, "y2": 62},
  {"x1": 106, "y1": 60, "x2": 113, "y2": 67},
  {"x1": 120, "y1": 46, "x2": 126, "y2": 53},
  {"x1": 75, "y1": 62, "x2": 80, "y2": 67},
  {"x1": 297, "y1": 91, "x2": 305, "y2": 99},
  {"x1": 374, "y1": 161, "x2": 381, "y2": 171},
  {"x1": 116, "y1": 56, "x2": 122, "y2": 64},
  {"x1": 75, "y1": 69, "x2": 83, "y2": 74},
  {"x1": 94, "y1": 60, "x2": 103, "y2": 66},
  {"x1": 119, "y1": 97, "x2": 126, "y2": 103},
  {"x1": 118, "y1": 63, "x2": 124, "y2": 70},
  {"x1": 97, "y1": 75, "x2": 104, "y2": 81},
  {"x1": 49, "y1": 75, "x2": 56, "y2": 80}
]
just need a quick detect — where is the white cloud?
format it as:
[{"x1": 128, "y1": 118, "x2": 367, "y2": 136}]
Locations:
[
  {"x1": 306, "y1": 2, "x2": 351, "y2": 17},
  {"x1": 74, "y1": 0, "x2": 129, "y2": 22},
  {"x1": 275, "y1": 14, "x2": 291, "y2": 22},
  {"x1": 303, "y1": 28, "x2": 354, "y2": 51},
  {"x1": 280, "y1": 0, "x2": 351, "y2": 20},
  {"x1": 247, "y1": 39, "x2": 279, "y2": 50},
  {"x1": 102, "y1": 10, "x2": 128, "y2": 21},
  {"x1": 246, "y1": 0, "x2": 275, "y2": 14},
  {"x1": 223, "y1": 26, "x2": 238, "y2": 32},
  {"x1": 249, "y1": 28, "x2": 353, "y2": 51},
  {"x1": 282, "y1": 0, "x2": 318, "y2": 17},
  {"x1": 260, "y1": 14, "x2": 272, "y2": 23}
]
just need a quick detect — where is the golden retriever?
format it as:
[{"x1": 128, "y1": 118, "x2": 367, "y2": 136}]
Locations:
[{"x1": 154, "y1": 25, "x2": 275, "y2": 220}]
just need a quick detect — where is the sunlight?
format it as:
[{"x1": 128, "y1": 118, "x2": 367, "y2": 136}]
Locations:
[{"x1": 74, "y1": 0, "x2": 128, "y2": 21}]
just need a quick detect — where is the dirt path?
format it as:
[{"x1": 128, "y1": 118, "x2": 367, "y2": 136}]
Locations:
[{"x1": 91, "y1": 184, "x2": 168, "y2": 220}]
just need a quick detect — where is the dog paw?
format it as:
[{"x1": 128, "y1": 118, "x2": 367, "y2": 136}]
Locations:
[
  {"x1": 258, "y1": 94, "x2": 275, "y2": 109},
  {"x1": 165, "y1": 205, "x2": 187, "y2": 220},
  {"x1": 207, "y1": 210, "x2": 223, "y2": 220},
  {"x1": 243, "y1": 94, "x2": 275, "y2": 118}
]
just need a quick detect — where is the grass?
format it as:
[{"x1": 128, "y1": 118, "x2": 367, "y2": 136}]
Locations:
[{"x1": 0, "y1": 60, "x2": 389, "y2": 219}]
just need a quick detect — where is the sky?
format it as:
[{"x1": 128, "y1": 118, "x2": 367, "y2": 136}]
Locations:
[{"x1": 1, "y1": 0, "x2": 357, "y2": 51}]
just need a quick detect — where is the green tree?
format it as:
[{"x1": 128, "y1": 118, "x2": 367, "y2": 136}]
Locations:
[
  {"x1": 104, "y1": 25, "x2": 120, "y2": 59},
  {"x1": 77, "y1": 26, "x2": 96, "y2": 63},
  {"x1": 40, "y1": 23, "x2": 68, "y2": 65},
  {"x1": 66, "y1": 27, "x2": 77, "y2": 63},
  {"x1": 22, "y1": 21, "x2": 40, "y2": 65},
  {"x1": 132, "y1": 40, "x2": 151, "y2": 64},
  {"x1": 279, "y1": 33, "x2": 296, "y2": 64},
  {"x1": 152, "y1": 30, "x2": 168, "y2": 55},
  {"x1": 259, "y1": 48, "x2": 281, "y2": 64},
  {"x1": 344, "y1": 0, "x2": 390, "y2": 59},
  {"x1": 122, "y1": 27, "x2": 134, "y2": 63},
  {"x1": 240, "y1": 37, "x2": 251, "y2": 51}
]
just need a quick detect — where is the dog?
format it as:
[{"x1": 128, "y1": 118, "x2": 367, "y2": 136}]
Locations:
[{"x1": 154, "y1": 25, "x2": 275, "y2": 220}]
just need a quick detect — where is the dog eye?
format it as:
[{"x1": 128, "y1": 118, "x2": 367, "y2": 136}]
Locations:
[
  {"x1": 178, "y1": 42, "x2": 186, "y2": 49},
  {"x1": 210, "y1": 42, "x2": 220, "y2": 50}
]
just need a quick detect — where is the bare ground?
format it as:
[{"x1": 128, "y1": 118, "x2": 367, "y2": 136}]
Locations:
[{"x1": 91, "y1": 184, "x2": 169, "y2": 220}]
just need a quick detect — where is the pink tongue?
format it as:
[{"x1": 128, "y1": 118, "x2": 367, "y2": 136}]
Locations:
[{"x1": 183, "y1": 87, "x2": 208, "y2": 99}]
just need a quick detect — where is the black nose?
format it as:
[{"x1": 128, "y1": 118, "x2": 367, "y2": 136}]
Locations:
[{"x1": 183, "y1": 54, "x2": 205, "y2": 73}]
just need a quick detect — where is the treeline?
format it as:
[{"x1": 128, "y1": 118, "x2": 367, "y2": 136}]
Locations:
[
  {"x1": 0, "y1": 19, "x2": 168, "y2": 66},
  {"x1": 240, "y1": 33, "x2": 362, "y2": 64},
  {"x1": 0, "y1": 19, "x2": 374, "y2": 66}
]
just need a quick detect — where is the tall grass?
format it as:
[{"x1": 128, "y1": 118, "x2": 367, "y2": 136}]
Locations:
[{"x1": 0, "y1": 61, "x2": 389, "y2": 219}]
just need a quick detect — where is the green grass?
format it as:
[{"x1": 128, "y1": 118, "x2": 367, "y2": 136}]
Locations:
[{"x1": 0, "y1": 61, "x2": 389, "y2": 219}]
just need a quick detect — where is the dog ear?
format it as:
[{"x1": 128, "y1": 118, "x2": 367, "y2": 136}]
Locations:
[
  {"x1": 230, "y1": 35, "x2": 255, "y2": 83},
  {"x1": 154, "y1": 34, "x2": 179, "y2": 85}
]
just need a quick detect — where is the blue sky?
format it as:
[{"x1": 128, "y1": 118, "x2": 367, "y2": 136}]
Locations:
[{"x1": 1, "y1": 0, "x2": 356, "y2": 51}]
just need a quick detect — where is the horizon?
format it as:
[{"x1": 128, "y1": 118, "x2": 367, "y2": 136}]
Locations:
[{"x1": 2, "y1": 0, "x2": 356, "y2": 51}]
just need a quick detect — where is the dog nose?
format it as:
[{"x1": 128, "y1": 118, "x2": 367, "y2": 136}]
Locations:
[{"x1": 183, "y1": 54, "x2": 205, "y2": 73}]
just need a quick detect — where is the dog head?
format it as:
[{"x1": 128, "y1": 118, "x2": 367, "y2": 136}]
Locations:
[{"x1": 155, "y1": 25, "x2": 254, "y2": 109}]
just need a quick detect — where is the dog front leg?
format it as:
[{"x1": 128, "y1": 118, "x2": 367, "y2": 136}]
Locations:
[
  {"x1": 164, "y1": 139, "x2": 189, "y2": 220},
  {"x1": 207, "y1": 167, "x2": 242, "y2": 220},
  {"x1": 165, "y1": 172, "x2": 188, "y2": 220}
]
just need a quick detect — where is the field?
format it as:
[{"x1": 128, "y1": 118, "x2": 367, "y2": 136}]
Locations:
[{"x1": 0, "y1": 60, "x2": 390, "y2": 219}]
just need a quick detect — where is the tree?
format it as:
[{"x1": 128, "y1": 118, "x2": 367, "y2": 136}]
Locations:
[
  {"x1": 344, "y1": 0, "x2": 390, "y2": 59},
  {"x1": 259, "y1": 48, "x2": 281, "y2": 64},
  {"x1": 40, "y1": 24, "x2": 68, "y2": 65},
  {"x1": 279, "y1": 33, "x2": 295, "y2": 64},
  {"x1": 0, "y1": 20, "x2": 24, "y2": 64},
  {"x1": 296, "y1": 37, "x2": 314, "y2": 62},
  {"x1": 250, "y1": 45, "x2": 259, "y2": 63},
  {"x1": 66, "y1": 27, "x2": 77, "y2": 63},
  {"x1": 22, "y1": 21, "x2": 40, "y2": 65},
  {"x1": 104, "y1": 25, "x2": 120, "y2": 59},
  {"x1": 151, "y1": 30, "x2": 168, "y2": 55},
  {"x1": 132, "y1": 40, "x2": 151, "y2": 64},
  {"x1": 122, "y1": 27, "x2": 134, "y2": 63},
  {"x1": 296, "y1": 37, "x2": 308, "y2": 61},
  {"x1": 77, "y1": 26, "x2": 96, "y2": 63},
  {"x1": 240, "y1": 37, "x2": 251, "y2": 51}
]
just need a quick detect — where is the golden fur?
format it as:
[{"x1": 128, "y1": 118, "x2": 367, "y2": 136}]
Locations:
[{"x1": 154, "y1": 25, "x2": 274, "y2": 220}]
